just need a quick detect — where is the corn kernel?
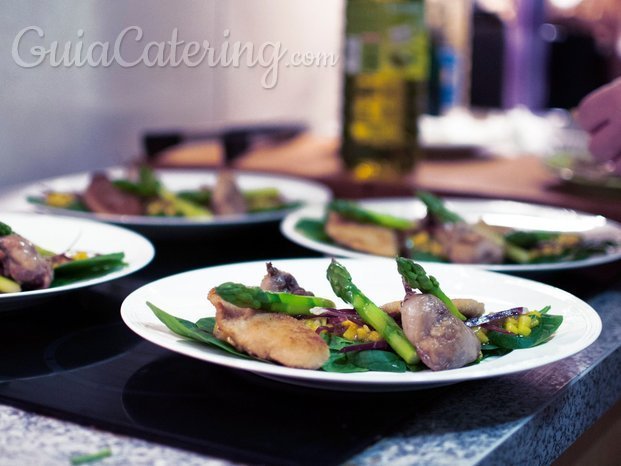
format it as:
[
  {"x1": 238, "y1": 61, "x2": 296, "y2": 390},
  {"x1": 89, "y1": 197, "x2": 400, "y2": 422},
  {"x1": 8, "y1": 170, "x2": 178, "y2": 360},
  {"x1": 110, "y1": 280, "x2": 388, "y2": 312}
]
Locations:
[
  {"x1": 45, "y1": 192, "x2": 76, "y2": 208},
  {"x1": 356, "y1": 327, "x2": 368, "y2": 340},
  {"x1": 368, "y1": 331, "x2": 381, "y2": 342},
  {"x1": 474, "y1": 327, "x2": 489, "y2": 344},
  {"x1": 516, "y1": 315, "x2": 531, "y2": 336},
  {"x1": 505, "y1": 322, "x2": 519, "y2": 334},
  {"x1": 343, "y1": 325, "x2": 358, "y2": 341},
  {"x1": 412, "y1": 232, "x2": 430, "y2": 247},
  {"x1": 558, "y1": 234, "x2": 580, "y2": 248},
  {"x1": 72, "y1": 251, "x2": 89, "y2": 261}
]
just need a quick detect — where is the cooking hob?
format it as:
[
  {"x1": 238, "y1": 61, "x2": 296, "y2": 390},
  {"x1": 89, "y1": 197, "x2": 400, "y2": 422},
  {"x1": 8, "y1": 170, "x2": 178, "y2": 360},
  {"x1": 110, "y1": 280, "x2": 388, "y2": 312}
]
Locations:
[{"x1": 0, "y1": 226, "x2": 442, "y2": 465}]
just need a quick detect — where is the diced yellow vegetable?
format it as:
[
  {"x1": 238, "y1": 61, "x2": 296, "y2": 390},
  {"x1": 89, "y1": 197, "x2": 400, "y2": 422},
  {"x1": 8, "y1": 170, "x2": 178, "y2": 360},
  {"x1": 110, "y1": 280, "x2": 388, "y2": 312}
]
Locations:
[
  {"x1": 517, "y1": 315, "x2": 532, "y2": 336},
  {"x1": 45, "y1": 192, "x2": 76, "y2": 208},
  {"x1": 71, "y1": 251, "x2": 89, "y2": 261},
  {"x1": 558, "y1": 234, "x2": 581, "y2": 248},
  {"x1": 343, "y1": 323, "x2": 358, "y2": 341},
  {"x1": 475, "y1": 327, "x2": 489, "y2": 344}
]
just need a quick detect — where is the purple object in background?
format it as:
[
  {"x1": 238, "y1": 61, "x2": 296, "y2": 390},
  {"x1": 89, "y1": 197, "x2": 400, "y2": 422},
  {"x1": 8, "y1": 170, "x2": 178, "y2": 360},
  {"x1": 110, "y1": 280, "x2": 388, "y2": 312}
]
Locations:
[{"x1": 502, "y1": 0, "x2": 548, "y2": 110}]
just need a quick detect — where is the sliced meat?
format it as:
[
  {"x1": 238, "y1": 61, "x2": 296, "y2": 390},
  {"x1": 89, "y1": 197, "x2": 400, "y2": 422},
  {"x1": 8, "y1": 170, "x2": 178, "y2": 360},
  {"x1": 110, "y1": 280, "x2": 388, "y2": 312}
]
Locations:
[
  {"x1": 211, "y1": 171, "x2": 247, "y2": 215},
  {"x1": 260, "y1": 262, "x2": 313, "y2": 296},
  {"x1": 324, "y1": 212, "x2": 399, "y2": 257},
  {"x1": 452, "y1": 298, "x2": 485, "y2": 318},
  {"x1": 208, "y1": 289, "x2": 329, "y2": 369},
  {"x1": 434, "y1": 222, "x2": 503, "y2": 264},
  {"x1": 0, "y1": 234, "x2": 53, "y2": 290},
  {"x1": 83, "y1": 173, "x2": 144, "y2": 215},
  {"x1": 401, "y1": 293, "x2": 481, "y2": 371}
]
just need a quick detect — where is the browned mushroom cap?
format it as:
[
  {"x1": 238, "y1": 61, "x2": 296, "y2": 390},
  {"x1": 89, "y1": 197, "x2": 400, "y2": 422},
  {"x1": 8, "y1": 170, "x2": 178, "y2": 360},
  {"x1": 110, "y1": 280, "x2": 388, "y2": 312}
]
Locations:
[
  {"x1": 401, "y1": 293, "x2": 481, "y2": 371},
  {"x1": 0, "y1": 234, "x2": 53, "y2": 290},
  {"x1": 211, "y1": 171, "x2": 247, "y2": 215}
]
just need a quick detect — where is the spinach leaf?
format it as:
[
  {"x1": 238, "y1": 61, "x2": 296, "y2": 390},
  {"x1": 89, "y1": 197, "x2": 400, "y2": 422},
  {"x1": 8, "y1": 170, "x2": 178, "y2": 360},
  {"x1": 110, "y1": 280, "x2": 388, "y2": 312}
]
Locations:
[
  {"x1": 505, "y1": 230, "x2": 559, "y2": 248},
  {"x1": 0, "y1": 221, "x2": 12, "y2": 236},
  {"x1": 295, "y1": 218, "x2": 332, "y2": 243},
  {"x1": 321, "y1": 333, "x2": 354, "y2": 351},
  {"x1": 51, "y1": 253, "x2": 127, "y2": 287},
  {"x1": 195, "y1": 316, "x2": 216, "y2": 332},
  {"x1": 147, "y1": 302, "x2": 251, "y2": 359},
  {"x1": 487, "y1": 314, "x2": 563, "y2": 350},
  {"x1": 322, "y1": 352, "x2": 368, "y2": 373},
  {"x1": 322, "y1": 350, "x2": 407, "y2": 373}
]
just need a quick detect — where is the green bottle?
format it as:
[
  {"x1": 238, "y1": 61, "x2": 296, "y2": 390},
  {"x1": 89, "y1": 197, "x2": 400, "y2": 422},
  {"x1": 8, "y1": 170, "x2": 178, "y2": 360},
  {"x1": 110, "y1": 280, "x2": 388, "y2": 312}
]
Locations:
[{"x1": 341, "y1": 0, "x2": 429, "y2": 180}]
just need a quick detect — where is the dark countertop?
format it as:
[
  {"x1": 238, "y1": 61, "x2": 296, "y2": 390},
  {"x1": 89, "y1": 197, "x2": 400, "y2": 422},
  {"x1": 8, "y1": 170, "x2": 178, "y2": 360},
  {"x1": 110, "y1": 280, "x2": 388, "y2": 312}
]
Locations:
[
  {"x1": 1, "y1": 223, "x2": 620, "y2": 466},
  {"x1": 2, "y1": 139, "x2": 621, "y2": 464}
]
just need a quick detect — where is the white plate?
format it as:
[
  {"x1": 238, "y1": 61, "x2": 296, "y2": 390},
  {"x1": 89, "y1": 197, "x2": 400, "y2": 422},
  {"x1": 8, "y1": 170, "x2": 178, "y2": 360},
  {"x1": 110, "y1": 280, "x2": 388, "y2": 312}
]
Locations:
[
  {"x1": 281, "y1": 198, "x2": 621, "y2": 272},
  {"x1": 120, "y1": 258, "x2": 601, "y2": 391},
  {"x1": 0, "y1": 168, "x2": 332, "y2": 236},
  {"x1": 0, "y1": 213, "x2": 154, "y2": 309}
]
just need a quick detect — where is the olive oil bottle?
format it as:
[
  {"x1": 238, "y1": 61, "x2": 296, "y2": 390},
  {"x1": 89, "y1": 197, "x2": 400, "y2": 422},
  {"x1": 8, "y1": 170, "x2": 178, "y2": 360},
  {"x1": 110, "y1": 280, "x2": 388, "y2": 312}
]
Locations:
[{"x1": 341, "y1": 0, "x2": 429, "y2": 180}]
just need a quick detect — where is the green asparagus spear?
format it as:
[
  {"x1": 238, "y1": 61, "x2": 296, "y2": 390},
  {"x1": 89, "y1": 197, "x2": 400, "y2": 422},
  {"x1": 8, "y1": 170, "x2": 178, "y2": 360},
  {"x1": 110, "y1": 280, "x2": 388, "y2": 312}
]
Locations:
[
  {"x1": 112, "y1": 165, "x2": 161, "y2": 198},
  {"x1": 215, "y1": 282, "x2": 335, "y2": 315},
  {"x1": 396, "y1": 257, "x2": 466, "y2": 321},
  {"x1": 417, "y1": 191, "x2": 463, "y2": 224},
  {"x1": 158, "y1": 187, "x2": 212, "y2": 218},
  {"x1": 0, "y1": 221, "x2": 12, "y2": 237},
  {"x1": 0, "y1": 276, "x2": 21, "y2": 293},
  {"x1": 326, "y1": 259, "x2": 419, "y2": 364},
  {"x1": 328, "y1": 200, "x2": 414, "y2": 230}
]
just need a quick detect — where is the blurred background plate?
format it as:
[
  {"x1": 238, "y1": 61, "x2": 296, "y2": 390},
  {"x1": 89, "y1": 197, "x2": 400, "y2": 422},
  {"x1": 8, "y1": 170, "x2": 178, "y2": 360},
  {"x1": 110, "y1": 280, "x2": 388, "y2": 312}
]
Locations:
[
  {"x1": 281, "y1": 197, "x2": 621, "y2": 272},
  {"x1": 0, "y1": 168, "x2": 332, "y2": 238}
]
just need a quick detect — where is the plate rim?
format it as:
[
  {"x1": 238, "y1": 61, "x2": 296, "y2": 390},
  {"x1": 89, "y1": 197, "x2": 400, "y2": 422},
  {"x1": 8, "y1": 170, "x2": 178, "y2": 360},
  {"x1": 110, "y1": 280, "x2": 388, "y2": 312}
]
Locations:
[
  {"x1": 120, "y1": 257, "x2": 602, "y2": 390},
  {"x1": 280, "y1": 197, "x2": 621, "y2": 272}
]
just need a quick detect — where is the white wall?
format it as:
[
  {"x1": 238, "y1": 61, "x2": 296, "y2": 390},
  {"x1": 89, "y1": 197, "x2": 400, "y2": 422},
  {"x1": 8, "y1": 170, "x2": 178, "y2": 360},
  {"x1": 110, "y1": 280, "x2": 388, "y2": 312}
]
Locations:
[{"x1": 0, "y1": 0, "x2": 343, "y2": 188}]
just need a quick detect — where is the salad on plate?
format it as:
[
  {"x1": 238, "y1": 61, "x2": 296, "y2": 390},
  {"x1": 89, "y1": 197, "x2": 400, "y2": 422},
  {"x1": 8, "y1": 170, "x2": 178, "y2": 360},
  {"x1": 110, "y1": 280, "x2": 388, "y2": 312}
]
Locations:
[
  {"x1": 0, "y1": 219, "x2": 126, "y2": 294},
  {"x1": 294, "y1": 192, "x2": 619, "y2": 266},
  {"x1": 28, "y1": 165, "x2": 299, "y2": 219},
  {"x1": 148, "y1": 258, "x2": 563, "y2": 374}
]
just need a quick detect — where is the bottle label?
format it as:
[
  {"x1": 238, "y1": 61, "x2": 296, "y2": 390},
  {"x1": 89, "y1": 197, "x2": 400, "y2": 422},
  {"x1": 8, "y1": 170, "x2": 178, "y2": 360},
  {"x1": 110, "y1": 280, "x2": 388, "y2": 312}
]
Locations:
[
  {"x1": 345, "y1": 1, "x2": 428, "y2": 81},
  {"x1": 349, "y1": 74, "x2": 407, "y2": 146}
]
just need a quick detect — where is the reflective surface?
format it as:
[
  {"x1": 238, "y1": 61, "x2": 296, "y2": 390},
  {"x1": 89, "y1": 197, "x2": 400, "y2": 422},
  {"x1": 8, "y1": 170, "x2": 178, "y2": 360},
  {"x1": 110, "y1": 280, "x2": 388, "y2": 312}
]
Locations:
[{"x1": 0, "y1": 223, "x2": 620, "y2": 465}]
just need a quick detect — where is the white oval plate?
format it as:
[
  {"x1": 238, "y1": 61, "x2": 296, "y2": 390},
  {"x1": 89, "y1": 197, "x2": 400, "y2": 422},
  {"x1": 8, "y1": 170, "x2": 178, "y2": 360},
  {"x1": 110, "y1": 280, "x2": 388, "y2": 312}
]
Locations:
[
  {"x1": 281, "y1": 198, "x2": 621, "y2": 272},
  {"x1": 0, "y1": 168, "x2": 332, "y2": 236},
  {"x1": 0, "y1": 213, "x2": 154, "y2": 309},
  {"x1": 120, "y1": 258, "x2": 601, "y2": 391}
]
